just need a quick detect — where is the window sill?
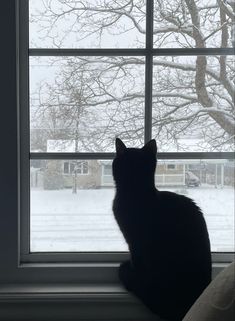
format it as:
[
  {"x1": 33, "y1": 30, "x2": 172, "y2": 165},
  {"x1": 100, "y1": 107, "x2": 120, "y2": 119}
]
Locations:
[
  {"x1": 0, "y1": 283, "x2": 159, "y2": 321},
  {"x1": 0, "y1": 263, "x2": 229, "y2": 321},
  {"x1": 0, "y1": 283, "x2": 127, "y2": 300}
]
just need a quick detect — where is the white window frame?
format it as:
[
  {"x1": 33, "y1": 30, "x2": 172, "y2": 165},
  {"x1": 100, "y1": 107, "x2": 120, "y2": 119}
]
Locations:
[{"x1": 17, "y1": 0, "x2": 234, "y2": 276}]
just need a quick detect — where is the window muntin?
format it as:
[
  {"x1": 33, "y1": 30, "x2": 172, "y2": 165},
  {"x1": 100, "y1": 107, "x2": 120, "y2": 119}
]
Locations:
[{"x1": 22, "y1": 0, "x2": 234, "y2": 259}]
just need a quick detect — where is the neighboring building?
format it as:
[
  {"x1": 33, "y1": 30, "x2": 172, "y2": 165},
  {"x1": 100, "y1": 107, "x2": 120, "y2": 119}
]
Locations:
[
  {"x1": 30, "y1": 140, "x2": 234, "y2": 189},
  {"x1": 99, "y1": 160, "x2": 234, "y2": 188},
  {"x1": 100, "y1": 160, "x2": 186, "y2": 187}
]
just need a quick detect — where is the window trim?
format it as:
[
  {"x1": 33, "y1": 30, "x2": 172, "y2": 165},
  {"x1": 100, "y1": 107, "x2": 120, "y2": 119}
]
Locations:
[{"x1": 18, "y1": 0, "x2": 235, "y2": 266}]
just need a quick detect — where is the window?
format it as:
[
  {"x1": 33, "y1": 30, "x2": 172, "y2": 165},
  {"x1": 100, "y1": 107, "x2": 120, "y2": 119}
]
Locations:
[
  {"x1": 166, "y1": 164, "x2": 176, "y2": 170},
  {"x1": 103, "y1": 164, "x2": 113, "y2": 176},
  {"x1": 76, "y1": 161, "x2": 89, "y2": 175},
  {"x1": 63, "y1": 162, "x2": 69, "y2": 174},
  {"x1": 19, "y1": 0, "x2": 234, "y2": 262},
  {"x1": 64, "y1": 161, "x2": 89, "y2": 175}
]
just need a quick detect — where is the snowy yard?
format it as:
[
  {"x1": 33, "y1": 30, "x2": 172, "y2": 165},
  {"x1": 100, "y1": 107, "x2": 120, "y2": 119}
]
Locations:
[{"x1": 30, "y1": 186, "x2": 234, "y2": 253}]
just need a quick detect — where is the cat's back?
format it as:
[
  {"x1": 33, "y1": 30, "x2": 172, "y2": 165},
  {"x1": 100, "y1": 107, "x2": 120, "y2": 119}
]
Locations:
[
  {"x1": 155, "y1": 190, "x2": 202, "y2": 216},
  {"x1": 154, "y1": 190, "x2": 211, "y2": 263},
  {"x1": 154, "y1": 190, "x2": 208, "y2": 235}
]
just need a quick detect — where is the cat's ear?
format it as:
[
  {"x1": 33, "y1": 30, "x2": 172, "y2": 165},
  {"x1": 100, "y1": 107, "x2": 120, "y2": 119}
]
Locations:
[
  {"x1": 115, "y1": 138, "x2": 127, "y2": 155},
  {"x1": 142, "y1": 139, "x2": 157, "y2": 155}
]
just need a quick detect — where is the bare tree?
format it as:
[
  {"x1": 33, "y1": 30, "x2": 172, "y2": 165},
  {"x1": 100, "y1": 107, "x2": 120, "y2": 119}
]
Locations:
[{"x1": 30, "y1": 0, "x2": 235, "y2": 152}]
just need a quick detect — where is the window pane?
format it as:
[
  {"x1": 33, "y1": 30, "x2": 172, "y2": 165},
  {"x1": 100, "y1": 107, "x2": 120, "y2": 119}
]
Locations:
[
  {"x1": 76, "y1": 162, "x2": 82, "y2": 174},
  {"x1": 30, "y1": 159, "x2": 234, "y2": 252},
  {"x1": 30, "y1": 56, "x2": 145, "y2": 152},
  {"x1": 156, "y1": 159, "x2": 234, "y2": 252},
  {"x1": 70, "y1": 162, "x2": 75, "y2": 174},
  {"x1": 152, "y1": 56, "x2": 235, "y2": 152},
  {"x1": 167, "y1": 164, "x2": 176, "y2": 170},
  {"x1": 153, "y1": 1, "x2": 234, "y2": 48},
  {"x1": 63, "y1": 162, "x2": 69, "y2": 174},
  {"x1": 30, "y1": 159, "x2": 127, "y2": 252},
  {"x1": 29, "y1": 0, "x2": 146, "y2": 48},
  {"x1": 76, "y1": 161, "x2": 89, "y2": 175},
  {"x1": 82, "y1": 161, "x2": 89, "y2": 174},
  {"x1": 104, "y1": 164, "x2": 113, "y2": 176}
]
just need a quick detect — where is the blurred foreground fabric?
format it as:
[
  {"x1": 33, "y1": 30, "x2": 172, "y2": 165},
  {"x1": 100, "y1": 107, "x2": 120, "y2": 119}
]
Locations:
[{"x1": 183, "y1": 262, "x2": 235, "y2": 321}]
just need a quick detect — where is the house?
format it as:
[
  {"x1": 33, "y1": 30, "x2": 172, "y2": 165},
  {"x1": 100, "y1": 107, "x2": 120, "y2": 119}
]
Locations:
[
  {"x1": 30, "y1": 158, "x2": 187, "y2": 189},
  {"x1": 30, "y1": 139, "x2": 234, "y2": 189},
  {"x1": 155, "y1": 161, "x2": 185, "y2": 186},
  {"x1": 31, "y1": 140, "x2": 103, "y2": 189},
  {"x1": 100, "y1": 160, "x2": 186, "y2": 187}
]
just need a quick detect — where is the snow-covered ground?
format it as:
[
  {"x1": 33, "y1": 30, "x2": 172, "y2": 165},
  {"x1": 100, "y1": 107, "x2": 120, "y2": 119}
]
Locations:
[{"x1": 30, "y1": 186, "x2": 234, "y2": 252}]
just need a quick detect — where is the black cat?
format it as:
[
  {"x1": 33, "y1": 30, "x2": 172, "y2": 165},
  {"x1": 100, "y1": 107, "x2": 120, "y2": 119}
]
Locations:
[{"x1": 112, "y1": 138, "x2": 211, "y2": 321}]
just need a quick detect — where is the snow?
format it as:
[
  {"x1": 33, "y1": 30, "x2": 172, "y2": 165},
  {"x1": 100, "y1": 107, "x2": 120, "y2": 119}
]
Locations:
[{"x1": 30, "y1": 186, "x2": 234, "y2": 253}]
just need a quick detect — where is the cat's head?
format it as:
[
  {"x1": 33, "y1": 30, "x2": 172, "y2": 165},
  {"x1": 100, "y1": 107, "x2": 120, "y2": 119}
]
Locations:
[{"x1": 112, "y1": 138, "x2": 157, "y2": 187}]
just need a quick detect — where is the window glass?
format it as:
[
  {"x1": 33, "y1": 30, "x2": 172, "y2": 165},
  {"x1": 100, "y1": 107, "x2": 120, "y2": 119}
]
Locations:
[
  {"x1": 26, "y1": 0, "x2": 234, "y2": 256},
  {"x1": 82, "y1": 161, "x2": 89, "y2": 174},
  {"x1": 70, "y1": 162, "x2": 75, "y2": 174},
  {"x1": 30, "y1": 56, "x2": 145, "y2": 152},
  {"x1": 104, "y1": 164, "x2": 113, "y2": 176},
  {"x1": 30, "y1": 159, "x2": 234, "y2": 252},
  {"x1": 152, "y1": 56, "x2": 234, "y2": 152},
  {"x1": 30, "y1": 159, "x2": 128, "y2": 252},
  {"x1": 167, "y1": 164, "x2": 176, "y2": 170},
  {"x1": 153, "y1": 0, "x2": 234, "y2": 48},
  {"x1": 29, "y1": 0, "x2": 146, "y2": 48},
  {"x1": 76, "y1": 161, "x2": 89, "y2": 175},
  {"x1": 64, "y1": 162, "x2": 69, "y2": 174}
]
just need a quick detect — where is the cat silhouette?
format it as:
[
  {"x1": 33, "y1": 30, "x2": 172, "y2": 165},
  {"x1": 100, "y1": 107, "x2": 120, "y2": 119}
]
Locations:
[{"x1": 112, "y1": 138, "x2": 211, "y2": 321}]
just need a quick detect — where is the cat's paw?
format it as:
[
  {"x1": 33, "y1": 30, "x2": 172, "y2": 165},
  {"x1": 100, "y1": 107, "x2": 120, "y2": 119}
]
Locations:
[{"x1": 119, "y1": 261, "x2": 135, "y2": 291}]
